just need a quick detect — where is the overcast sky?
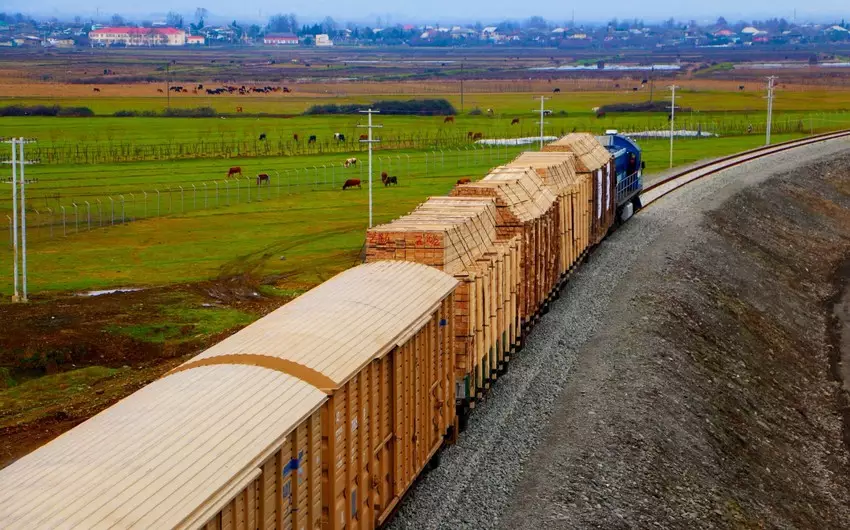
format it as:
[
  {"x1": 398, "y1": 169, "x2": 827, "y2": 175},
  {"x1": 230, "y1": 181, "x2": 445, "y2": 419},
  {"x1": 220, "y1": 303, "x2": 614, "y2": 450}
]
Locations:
[{"x1": 7, "y1": 0, "x2": 849, "y2": 25}]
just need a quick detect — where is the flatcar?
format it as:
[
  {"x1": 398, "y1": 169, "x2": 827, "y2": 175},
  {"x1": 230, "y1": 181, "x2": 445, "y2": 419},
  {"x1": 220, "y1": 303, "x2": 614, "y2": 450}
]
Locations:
[{"x1": 596, "y1": 129, "x2": 644, "y2": 222}]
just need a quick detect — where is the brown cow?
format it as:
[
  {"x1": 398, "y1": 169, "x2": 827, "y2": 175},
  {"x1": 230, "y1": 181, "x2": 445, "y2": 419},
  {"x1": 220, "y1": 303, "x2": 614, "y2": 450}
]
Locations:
[
  {"x1": 257, "y1": 173, "x2": 270, "y2": 186},
  {"x1": 227, "y1": 166, "x2": 242, "y2": 178},
  {"x1": 444, "y1": 116, "x2": 455, "y2": 124},
  {"x1": 157, "y1": 88, "x2": 164, "y2": 93},
  {"x1": 342, "y1": 179, "x2": 361, "y2": 190},
  {"x1": 236, "y1": 106, "x2": 243, "y2": 113},
  {"x1": 457, "y1": 178, "x2": 471, "y2": 185},
  {"x1": 467, "y1": 131, "x2": 474, "y2": 138},
  {"x1": 511, "y1": 118, "x2": 520, "y2": 125},
  {"x1": 293, "y1": 133, "x2": 299, "y2": 142},
  {"x1": 359, "y1": 134, "x2": 368, "y2": 141},
  {"x1": 381, "y1": 171, "x2": 388, "y2": 180},
  {"x1": 472, "y1": 132, "x2": 483, "y2": 140},
  {"x1": 93, "y1": 87, "x2": 101, "y2": 92}
]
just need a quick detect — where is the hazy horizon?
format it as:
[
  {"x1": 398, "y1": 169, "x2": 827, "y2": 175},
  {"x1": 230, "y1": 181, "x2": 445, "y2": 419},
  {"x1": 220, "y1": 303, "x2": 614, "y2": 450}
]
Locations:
[{"x1": 4, "y1": 0, "x2": 849, "y2": 27}]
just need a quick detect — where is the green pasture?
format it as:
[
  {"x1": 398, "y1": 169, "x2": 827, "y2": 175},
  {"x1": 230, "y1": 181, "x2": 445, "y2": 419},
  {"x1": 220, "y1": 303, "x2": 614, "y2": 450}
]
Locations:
[{"x1": 0, "y1": 131, "x2": 823, "y2": 297}]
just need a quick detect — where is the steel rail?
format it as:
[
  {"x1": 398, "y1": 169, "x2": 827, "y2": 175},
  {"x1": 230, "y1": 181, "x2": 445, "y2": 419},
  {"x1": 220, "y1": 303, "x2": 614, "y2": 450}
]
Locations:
[{"x1": 640, "y1": 129, "x2": 850, "y2": 206}]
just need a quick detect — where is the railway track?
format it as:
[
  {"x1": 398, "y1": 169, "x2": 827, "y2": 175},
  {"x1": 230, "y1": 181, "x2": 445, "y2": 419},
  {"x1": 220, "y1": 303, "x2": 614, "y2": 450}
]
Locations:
[{"x1": 640, "y1": 129, "x2": 850, "y2": 206}]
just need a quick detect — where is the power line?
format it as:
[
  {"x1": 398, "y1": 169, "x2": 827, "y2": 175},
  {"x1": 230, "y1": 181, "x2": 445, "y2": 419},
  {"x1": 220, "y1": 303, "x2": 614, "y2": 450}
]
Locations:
[{"x1": 357, "y1": 109, "x2": 382, "y2": 228}]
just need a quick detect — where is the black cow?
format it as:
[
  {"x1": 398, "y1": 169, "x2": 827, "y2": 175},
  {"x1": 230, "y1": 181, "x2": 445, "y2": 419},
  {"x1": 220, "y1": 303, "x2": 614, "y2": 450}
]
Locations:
[
  {"x1": 308, "y1": 135, "x2": 317, "y2": 144},
  {"x1": 259, "y1": 133, "x2": 267, "y2": 141}
]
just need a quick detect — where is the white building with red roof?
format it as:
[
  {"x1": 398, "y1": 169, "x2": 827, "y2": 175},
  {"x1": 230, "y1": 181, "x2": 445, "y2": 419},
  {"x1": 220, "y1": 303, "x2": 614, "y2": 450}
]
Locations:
[{"x1": 88, "y1": 27, "x2": 187, "y2": 46}]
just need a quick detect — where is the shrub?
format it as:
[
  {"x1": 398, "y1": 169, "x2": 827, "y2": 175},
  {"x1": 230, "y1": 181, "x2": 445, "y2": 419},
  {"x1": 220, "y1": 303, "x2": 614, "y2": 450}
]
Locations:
[
  {"x1": 0, "y1": 105, "x2": 94, "y2": 117},
  {"x1": 305, "y1": 98, "x2": 456, "y2": 116},
  {"x1": 113, "y1": 107, "x2": 217, "y2": 118}
]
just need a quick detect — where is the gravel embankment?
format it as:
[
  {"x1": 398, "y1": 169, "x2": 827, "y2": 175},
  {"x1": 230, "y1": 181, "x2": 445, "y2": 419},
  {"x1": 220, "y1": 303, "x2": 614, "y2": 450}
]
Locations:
[{"x1": 387, "y1": 137, "x2": 850, "y2": 530}]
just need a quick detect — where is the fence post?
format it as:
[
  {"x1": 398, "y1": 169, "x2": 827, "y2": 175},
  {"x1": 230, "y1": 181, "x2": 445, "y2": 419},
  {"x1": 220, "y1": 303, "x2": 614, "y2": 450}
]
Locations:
[
  {"x1": 235, "y1": 179, "x2": 240, "y2": 204},
  {"x1": 225, "y1": 180, "x2": 230, "y2": 206},
  {"x1": 85, "y1": 201, "x2": 91, "y2": 230},
  {"x1": 406, "y1": 154, "x2": 410, "y2": 177},
  {"x1": 214, "y1": 182, "x2": 219, "y2": 207},
  {"x1": 96, "y1": 199, "x2": 101, "y2": 226},
  {"x1": 203, "y1": 183, "x2": 207, "y2": 208},
  {"x1": 155, "y1": 190, "x2": 160, "y2": 216},
  {"x1": 119, "y1": 195, "x2": 125, "y2": 223},
  {"x1": 247, "y1": 177, "x2": 251, "y2": 203},
  {"x1": 47, "y1": 208, "x2": 53, "y2": 238},
  {"x1": 179, "y1": 186, "x2": 184, "y2": 212},
  {"x1": 322, "y1": 165, "x2": 327, "y2": 187},
  {"x1": 294, "y1": 169, "x2": 300, "y2": 193},
  {"x1": 109, "y1": 197, "x2": 114, "y2": 225},
  {"x1": 60, "y1": 205, "x2": 66, "y2": 236},
  {"x1": 143, "y1": 192, "x2": 147, "y2": 218},
  {"x1": 129, "y1": 193, "x2": 135, "y2": 221},
  {"x1": 331, "y1": 164, "x2": 335, "y2": 188},
  {"x1": 313, "y1": 166, "x2": 318, "y2": 190},
  {"x1": 72, "y1": 203, "x2": 78, "y2": 232}
]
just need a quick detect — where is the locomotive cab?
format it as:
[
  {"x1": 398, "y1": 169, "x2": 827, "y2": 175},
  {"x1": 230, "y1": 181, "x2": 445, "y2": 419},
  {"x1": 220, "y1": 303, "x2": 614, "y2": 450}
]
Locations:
[{"x1": 596, "y1": 130, "x2": 643, "y2": 222}]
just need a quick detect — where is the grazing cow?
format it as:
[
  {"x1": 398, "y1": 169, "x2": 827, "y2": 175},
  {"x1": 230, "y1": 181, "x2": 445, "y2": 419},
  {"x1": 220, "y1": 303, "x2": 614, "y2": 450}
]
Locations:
[
  {"x1": 157, "y1": 89, "x2": 164, "y2": 93},
  {"x1": 342, "y1": 178, "x2": 361, "y2": 190},
  {"x1": 381, "y1": 171, "x2": 388, "y2": 180},
  {"x1": 632, "y1": 87, "x2": 638, "y2": 92},
  {"x1": 444, "y1": 116, "x2": 455, "y2": 124},
  {"x1": 227, "y1": 166, "x2": 242, "y2": 178},
  {"x1": 259, "y1": 133, "x2": 267, "y2": 141},
  {"x1": 198, "y1": 84, "x2": 204, "y2": 89},
  {"x1": 381, "y1": 174, "x2": 398, "y2": 186},
  {"x1": 467, "y1": 131, "x2": 474, "y2": 138},
  {"x1": 293, "y1": 133, "x2": 299, "y2": 142},
  {"x1": 486, "y1": 108, "x2": 494, "y2": 115},
  {"x1": 308, "y1": 135, "x2": 317, "y2": 144},
  {"x1": 344, "y1": 157, "x2": 357, "y2": 168},
  {"x1": 359, "y1": 134, "x2": 368, "y2": 141},
  {"x1": 283, "y1": 87, "x2": 291, "y2": 93},
  {"x1": 739, "y1": 85, "x2": 745, "y2": 91},
  {"x1": 334, "y1": 133, "x2": 345, "y2": 142},
  {"x1": 472, "y1": 132, "x2": 484, "y2": 140},
  {"x1": 641, "y1": 79, "x2": 648, "y2": 84},
  {"x1": 457, "y1": 178, "x2": 471, "y2": 185},
  {"x1": 236, "y1": 106, "x2": 243, "y2": 113},
  {"x1": 93, "y1": 87, "x2": 101, "y2": 92},
  {"x1": 257, "y1": 173, "x2": 270, "y2": 186},
  {"x1": 553, "y1": 87, "x2": 561, "y2": 93},
  {"x1": 511, "y1": 118, "x2": 520, "y2": 125}
]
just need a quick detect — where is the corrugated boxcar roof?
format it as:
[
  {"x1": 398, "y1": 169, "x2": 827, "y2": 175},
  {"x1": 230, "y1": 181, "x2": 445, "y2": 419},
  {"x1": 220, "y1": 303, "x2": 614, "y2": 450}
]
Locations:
[
  {"x1": 541, "y1": 133, "x2": 611, "y2": 172},
  {"x1": 182, "y1": 261, "x2": 458, "y2": 388},
  {"x1": 452, "y1": 167, "x2": 556, "y2": 223},
  {"x1": 370, "y1": 197, "x2": 498, "y2": 274},
  {"x1": 508, "y1": 151, "x2": 579, "y2": 190},
  {"x1": 0, "y1": 364, "x2": 326, "y2": 529}
]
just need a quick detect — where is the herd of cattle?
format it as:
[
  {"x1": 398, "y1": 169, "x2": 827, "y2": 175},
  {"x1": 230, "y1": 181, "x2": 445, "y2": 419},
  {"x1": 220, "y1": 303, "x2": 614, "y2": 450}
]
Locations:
[{"x1": 225, "y1": 157, "x2": 401, "y2": 189}]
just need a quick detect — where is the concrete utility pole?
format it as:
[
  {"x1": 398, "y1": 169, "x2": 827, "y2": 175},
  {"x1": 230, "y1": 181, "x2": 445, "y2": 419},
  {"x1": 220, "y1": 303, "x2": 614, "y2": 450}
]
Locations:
[
  {"x1": 668, "y1": 85, "x2": 679, "y2": 169},
  {"x1": 358, "y1": 109, "x2": 382, "y2": 228},
  {"x1": 765, "y1": 76, "x2": 777, "y2": 146},
  {"x1": 3, "y1": 136, "x2": 37, "y2": 302},
  {"x1": 533, "y1": 96, "x2": 551, "y2": 150}
]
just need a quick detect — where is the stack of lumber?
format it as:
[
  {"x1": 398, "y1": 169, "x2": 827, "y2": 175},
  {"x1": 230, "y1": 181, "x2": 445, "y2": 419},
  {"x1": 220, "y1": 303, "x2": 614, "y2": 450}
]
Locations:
[
  {"x1": 542, "y1": 133, "x2": 615, "y2": 244},
  {"x1": 451, "y1": 167, "x2": 559, "y2": 327},
  {"x1": 366, "y1": 198, "x2": 521, "y2": 406},
  {"x1": 507, "y1": 151, "x2": 590, "y2": 275}
]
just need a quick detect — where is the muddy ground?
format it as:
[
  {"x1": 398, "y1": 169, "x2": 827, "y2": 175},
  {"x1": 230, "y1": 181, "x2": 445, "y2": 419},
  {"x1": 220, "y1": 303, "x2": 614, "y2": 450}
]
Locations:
[
  {"x1": 502, "y1": 155, "x2": 850, "y2": 527},
  {"x1": 0, "y1": 275, "x2": 288, "y2": 468}
]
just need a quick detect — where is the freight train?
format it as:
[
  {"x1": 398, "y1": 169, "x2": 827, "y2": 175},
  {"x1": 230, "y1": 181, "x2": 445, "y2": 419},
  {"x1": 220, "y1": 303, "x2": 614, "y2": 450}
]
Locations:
[{"x1": 0, "y1": 132, "x2": 643, "y2": 530}]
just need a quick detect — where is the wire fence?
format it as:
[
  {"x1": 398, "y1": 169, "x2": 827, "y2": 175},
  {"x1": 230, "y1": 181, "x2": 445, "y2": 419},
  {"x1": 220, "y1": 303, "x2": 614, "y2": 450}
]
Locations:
[{"x1": 4, "y1": 143, "x2": 526, "y2": 244}]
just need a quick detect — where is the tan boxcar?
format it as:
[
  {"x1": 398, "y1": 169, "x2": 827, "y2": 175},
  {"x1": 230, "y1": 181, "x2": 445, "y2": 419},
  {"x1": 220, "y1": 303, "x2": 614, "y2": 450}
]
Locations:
[
  {"x1": 0, "y1": 261, "x2": 457, "y2": 530},
  {"x1": 506, "y1": 151, "x2": 591, "y2": 276},
  {"x1": 450, "y1": 167, "x2": 559, "y2": 328},
  {"x1": 542, "y1": 133, "x2": 615, "y2": 245},
  {"x1": 365, "y1": 198, "x2": 521, "y2": 417}
]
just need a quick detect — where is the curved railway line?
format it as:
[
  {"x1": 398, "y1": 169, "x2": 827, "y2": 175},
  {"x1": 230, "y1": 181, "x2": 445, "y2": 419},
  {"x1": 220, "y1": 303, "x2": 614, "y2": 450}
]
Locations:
[{"x1": 640, "y1": 129, "x2": 850, "y2": 206}]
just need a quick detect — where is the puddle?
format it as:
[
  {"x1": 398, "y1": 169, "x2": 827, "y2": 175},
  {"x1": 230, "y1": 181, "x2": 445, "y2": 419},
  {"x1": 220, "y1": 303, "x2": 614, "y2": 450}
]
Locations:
[
  {"x1": 77, "y1": 288, "x2": 143, "y2": 297},
  {"x1": 476, "y1": 136, "x2": 558, "y2": 146}
]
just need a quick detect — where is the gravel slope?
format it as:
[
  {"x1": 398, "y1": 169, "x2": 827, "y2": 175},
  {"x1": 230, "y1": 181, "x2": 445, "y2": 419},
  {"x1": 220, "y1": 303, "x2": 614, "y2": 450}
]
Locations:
[{"x1": 387, "y1": 137, "x2": 850, "y2": 530}]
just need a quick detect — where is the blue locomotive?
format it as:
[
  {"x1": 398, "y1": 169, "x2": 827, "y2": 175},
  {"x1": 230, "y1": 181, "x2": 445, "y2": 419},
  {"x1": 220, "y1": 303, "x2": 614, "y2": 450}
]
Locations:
[{"x1": 596, "y1": 130, "x2": 644, "y2": 222}]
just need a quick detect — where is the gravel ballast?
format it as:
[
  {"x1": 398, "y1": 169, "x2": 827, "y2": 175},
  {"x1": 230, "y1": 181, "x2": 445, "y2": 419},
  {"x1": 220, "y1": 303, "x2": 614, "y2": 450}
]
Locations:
[{"x1": 387, "y1": 137, "x2": 850, "y2": 529}]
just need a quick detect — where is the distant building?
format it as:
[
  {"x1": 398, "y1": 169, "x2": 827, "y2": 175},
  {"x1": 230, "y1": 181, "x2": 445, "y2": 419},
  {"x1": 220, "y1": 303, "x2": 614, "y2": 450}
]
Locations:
[
  {"x1": 315, "y1": 34, "x2": 334, "y2": 46},
  {"x1": 46, "y1": 38, "x2": 75, "y2": 48},
  {"x1": 264, "y1": 33, "x2": 299, "y2": 45},
  {"x1": 88, "y1": 27, "x2": 186, "y2": 46},
  {"x1": 187, "y1": 35, "x2": 205, "y2": 45}
]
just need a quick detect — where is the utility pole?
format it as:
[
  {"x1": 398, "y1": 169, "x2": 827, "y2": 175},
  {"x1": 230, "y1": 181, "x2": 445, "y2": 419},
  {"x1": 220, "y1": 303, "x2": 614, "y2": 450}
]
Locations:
[
  {"x1": 668, "y1": 85, "x2": 679, "y2": 169},
  {"x1": 358, "y1": 109, "x2": 382, "y2": 228},
  {"x1": 765, "y1": 76, "x2": 777, "y2": 146},
  {"x1": 533, "y1": 96, "x2": 551, "y2": 150},
  {"x1": 460, "y1": 62, "x2": 465, "y2": 114},
  {"x1": 2, "y1": 137, "x2": 38, "y2": 302}
]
